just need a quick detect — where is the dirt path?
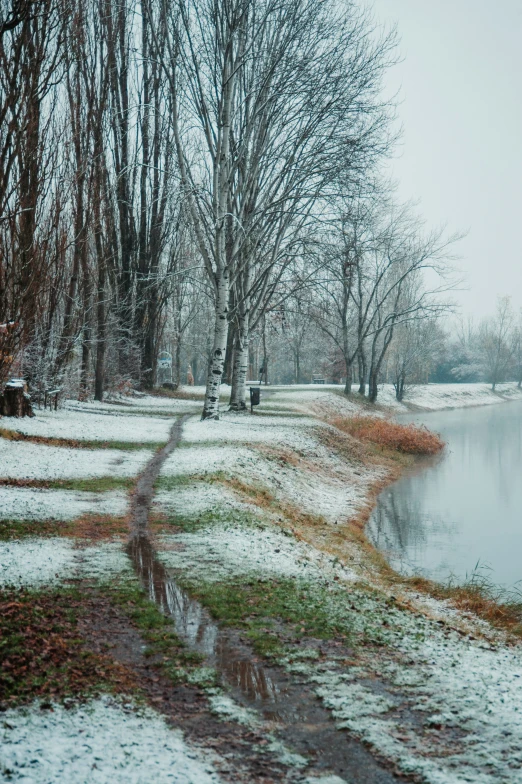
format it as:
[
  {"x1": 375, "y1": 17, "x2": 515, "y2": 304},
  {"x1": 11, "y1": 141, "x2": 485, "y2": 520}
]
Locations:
[{"x1": 125, "y1": 414, "x2": 407, "y2": 784}]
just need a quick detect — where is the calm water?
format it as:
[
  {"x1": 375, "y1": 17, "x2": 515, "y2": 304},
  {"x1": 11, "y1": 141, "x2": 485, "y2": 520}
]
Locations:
[{"x1": 367, "y1": 400, "x2": 522, "y2": 589}]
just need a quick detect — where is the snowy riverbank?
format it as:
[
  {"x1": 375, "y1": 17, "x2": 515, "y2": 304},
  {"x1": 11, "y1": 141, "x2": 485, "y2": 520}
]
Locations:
[{"x1": 1, "y1": 384, "x2": 522, "y2": 783}]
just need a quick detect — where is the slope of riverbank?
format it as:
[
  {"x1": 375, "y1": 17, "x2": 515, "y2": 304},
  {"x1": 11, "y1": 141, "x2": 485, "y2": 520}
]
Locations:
[{"x1": 1, "y1": 384, "x2": 521, "y2": 784}]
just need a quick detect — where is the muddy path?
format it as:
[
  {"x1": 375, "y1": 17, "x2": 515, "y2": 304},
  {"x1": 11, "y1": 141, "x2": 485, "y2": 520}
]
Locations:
[{"x1": 127, "y1": 415, "x2": 407, "y2": 783}]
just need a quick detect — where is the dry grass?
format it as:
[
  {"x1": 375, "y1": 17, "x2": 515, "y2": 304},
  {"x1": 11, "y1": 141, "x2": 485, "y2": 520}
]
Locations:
[
  {"x1": 406, "y1": 572, "x2": 522, "y2": 639},
  {"x1": 333, "y1": 416, "x2": 444, "y2": 456}
]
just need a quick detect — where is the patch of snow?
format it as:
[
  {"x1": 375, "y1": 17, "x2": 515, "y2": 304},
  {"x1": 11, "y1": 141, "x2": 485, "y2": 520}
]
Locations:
[
  {"x1": 0, "y1": 537, "x2": 131, "y2": 586},
  {"x1": 65, "y1": 393, "x2": 202, "y2": 413},
  {"x1": 182, "y1": 412, "x2": 315, "y2": 447},
  {"x1": 1, "y1": 409, "x2": 172, "y2": 442},
  {"x1": 207, "y1": 692, "x2": 260, "y2": 727},
  {"x1": 378, "y1": 382, "x2": 522, "y2": 412},
  {"x1": 0, "y1": 486, "x2": 127, "y2": 521},
  {"x1": 154, "y1": 482, "x2": 254, "y2": 519},
  {"x1": 303, "y1": 777, "x2": 348, "y2": 784},
  {"x1": 157, "y1": 524, "x2": 355, "y2": 583},
  {"x1": 0, "y1": 439, "x2": 151, "y2": 480},
  {"x1": 160, "y1": 444, "x2": 258, "y2": 478},
  {"x1": 0, "y1": 696, "x2": 222, "y2": 783},
  {"x1": 287, "y1": 593, "x2": 522, "y2": 784}
]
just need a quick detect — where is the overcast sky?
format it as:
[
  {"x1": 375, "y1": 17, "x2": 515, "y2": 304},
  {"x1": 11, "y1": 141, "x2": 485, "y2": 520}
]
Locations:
[{"x1": 370, "y1": 0, "x2": 522, "y2": 319}]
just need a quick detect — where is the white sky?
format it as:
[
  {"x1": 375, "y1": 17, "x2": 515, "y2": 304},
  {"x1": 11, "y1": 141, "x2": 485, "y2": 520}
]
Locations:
[{"x1": 370, "y1": 0, "x2": 522, "y2": 318}]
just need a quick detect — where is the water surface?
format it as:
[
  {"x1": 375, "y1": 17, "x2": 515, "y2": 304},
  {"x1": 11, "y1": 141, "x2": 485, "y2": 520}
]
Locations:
[{"x1": 367, "y1": 400, "x2": 522, "y2": 588}]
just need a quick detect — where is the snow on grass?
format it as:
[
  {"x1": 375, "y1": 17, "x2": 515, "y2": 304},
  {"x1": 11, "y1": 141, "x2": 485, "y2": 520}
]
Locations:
[
  {"x1": 0, "y1": 485, "x2": 127, "y2": 521},
  {"x1": 207, "y1": 692, "x2": 260, "y2": 727},
  {"x1": 1, "y1": 408, "x2": 172, "y2": 443},
  {"x1": 0, "y1": 696, "x2": 223, "y2": 783},
  {"x1": 0, "y1": 537, "x2": 131, "y2": 586},
  {"x1": 154, "y1": 482, "x2": 254, "y2": 520},
  {"x1": 284, "y1": 593, "x2": 522, "y2": 784},
  {"x1": 157, "y1": 523, "x2": 355, "y2": 583},
  {"x1": 182, "y1": 411, "x2": 316, "y2": 447},
  {"x1": 160, "y1": 412, "x2": 381, "y2": 527},
  {"x1": 0, "y1": 439, "x2": 152, "y2": 480},
  {"x1": 161, "y1": 444, "x2": 258, "y2": 478},
  {"x1": 378, "y1": 382, "x2": 522, "y2": 412},
  {"x1": 207, "y1": 691, "x2": 308, "y2": 768}
]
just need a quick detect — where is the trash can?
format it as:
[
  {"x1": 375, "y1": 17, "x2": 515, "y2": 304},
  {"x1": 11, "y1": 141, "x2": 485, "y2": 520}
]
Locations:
[{"x1": 249, "y1": 386, "x2": 260, "y2": 412}]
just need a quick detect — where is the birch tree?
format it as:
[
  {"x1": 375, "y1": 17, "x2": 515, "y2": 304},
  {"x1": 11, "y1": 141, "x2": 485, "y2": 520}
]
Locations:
[{"x1": 154, "y1": 0, "x2": 395, "y2": 418}]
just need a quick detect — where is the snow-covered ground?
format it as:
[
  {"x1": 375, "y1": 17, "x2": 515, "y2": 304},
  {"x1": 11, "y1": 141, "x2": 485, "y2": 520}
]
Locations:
[
  {"x1": 65, "y1": 393, "x2": 202, "y2": 415},
  {"x1": 3, "y1": 384, "x2": 522, "y2": 783},
  {"x1": 0, "y1": 697, "x2": 223, "y2": 783},
  {"x1": 291, "y1": 601, "x2": 522, "y2": 784},
  {"x1": 0, "y1": 538, "x2": 131, "y2": 586},
  {"x1": 157, "y1": 524, "x2": 355, "y2": 583},
  {"x1": 1, "y1": 408, "x2": 173, "y2": 442},
  {"x1": 0, "y1": 485, "x2": 127, "y2": 520},
  {"x1": 0, "y1": 439, "x2": 152, "y2": 480},
  {"x1": 378, "y1": 381, "x2": 522, "y2": 411}
]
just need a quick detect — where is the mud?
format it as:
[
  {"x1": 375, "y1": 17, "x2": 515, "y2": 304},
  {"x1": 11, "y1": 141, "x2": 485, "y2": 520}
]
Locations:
[{"x1": 127, "y1": 415, "x2": 408, "y2": 783}]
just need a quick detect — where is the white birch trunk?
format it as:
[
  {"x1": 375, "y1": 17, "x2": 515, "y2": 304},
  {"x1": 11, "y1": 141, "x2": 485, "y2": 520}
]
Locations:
[
  {"x1": 202, "y1": 269, "x2": 229, "y2": 419},
  {"x1": 229, "y1": 309, "x2": 249, "y2": 410}
]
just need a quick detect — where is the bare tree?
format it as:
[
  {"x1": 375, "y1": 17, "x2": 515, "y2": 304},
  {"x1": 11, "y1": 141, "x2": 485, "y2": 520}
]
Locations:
[{"x1": 478, "y1": 296, "x2": 513, "y2": 391}]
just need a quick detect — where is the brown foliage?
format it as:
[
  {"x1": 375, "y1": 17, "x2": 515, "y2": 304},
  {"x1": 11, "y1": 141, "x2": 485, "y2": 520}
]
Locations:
[
  {"x1": 333, "y1": 416, "x2": 444, "y2": 456},
  {"x1": 0, "y1": 588, "x2": 136, "y2": 706}
]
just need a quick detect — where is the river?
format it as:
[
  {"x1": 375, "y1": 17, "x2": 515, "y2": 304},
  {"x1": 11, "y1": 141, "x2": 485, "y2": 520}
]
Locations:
[{"x1": 367, "y1": 399, "x2": 522, "y2": 590}]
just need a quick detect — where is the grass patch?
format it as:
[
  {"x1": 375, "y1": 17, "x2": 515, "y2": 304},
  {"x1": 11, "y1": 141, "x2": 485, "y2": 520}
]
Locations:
[
  {"x1": 177, "y1": 575, "x2": 411, "y2": 658},
  {"x1": 0, "y1": 477, "x2": 133, "y2": 492},
  {"x1": 160, "y1": 505, "x2": 261, "y2": 534},
  {"x1": 406, "y1": 567, "x2": 522, "y2": 639},
  {"x1": 155, "y1": 471, "x2": 227, "y2": 493},
  {"x1": 333, "y1": 416, "x2": 444, "y2": 456},
  {"x1": 106, "y1": 580, "x2": 209, "y2": 685},
  {"x1": 0, "y1": 586, "x2": 135, "y2": 707},
  {"x1": 0, "y1": 513, "x2": 128, "y2": 542}
]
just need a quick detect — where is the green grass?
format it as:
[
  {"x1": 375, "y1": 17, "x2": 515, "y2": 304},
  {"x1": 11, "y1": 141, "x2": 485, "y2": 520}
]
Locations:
[
  {"x1": 79, "y1": 439, "x2": 165, "y2": 450},
  {"x1": 0, "y1": 519, "x2": 65, "y2": 540},
  {"x1": 106, "y1": 580, "x2": 211, "y2": 685},
  {"x1": 175, "y1": 574, "x2": 417, "y2": 659},
  {"x1": 154, "y1": 471, "x2": 229, "y2": 493},
  {"x1": 45, "y1": 477, "x2": 133, "y2": 492},
  {"x1": 175, "y1": 577, "x2": 347, "y2": 658}
]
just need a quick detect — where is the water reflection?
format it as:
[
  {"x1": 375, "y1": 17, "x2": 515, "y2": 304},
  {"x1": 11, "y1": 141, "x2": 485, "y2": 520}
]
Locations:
[
  {"x1": 127, "y1": 534, "x2": 280, "y2": 710},
  {"x1": 367, "y1": 400, "x2": 522, "y2": 588}
]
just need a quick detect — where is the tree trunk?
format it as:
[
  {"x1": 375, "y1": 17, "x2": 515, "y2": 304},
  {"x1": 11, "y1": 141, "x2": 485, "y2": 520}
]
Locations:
[
  {"x1": 358, "y1": 349, "x2": 367, "y2": 395},
  {"x1": 94, "y1": 261, "x2": 106, "y2": 402},
  {"x1": 343, "y1": 359, "x2": 352, "y2": 394},
  {"x1": 229, "y1": 308, "x2": 249, "y2": 411},
  {"x1": 202, "y1": 270, "x2": 229, "y2": 419},
  {"x1": 0, "y1": 382, "x2": 34, "y2": 417}
]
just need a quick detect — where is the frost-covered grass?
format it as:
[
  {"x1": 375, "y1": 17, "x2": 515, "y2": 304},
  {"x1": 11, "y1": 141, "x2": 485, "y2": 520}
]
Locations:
[
  {"x1": 182, "y1": 411, "x2": 315, "y2": 446},
  {"x1": 0, "y1": 438, "x2": 152, "y2": 480},
  {"x1": 157, "y1": 522, "x2": 355, "y2": 584},
  {"x1": 0, "y1": 537, "x2": 131, "y2": 586},
  {"x1": 0, "y1": 485, "x2": 127, "y2": 521},
  {"x1": 3, "y1": 381, "x2": 522, "y2": 782},
  {"x1": 299, "y1": 609, "x2": 522, "y2": 784},
  {"x1": 377, "y1": 381, "x2": 522, "y2": 411},
  {"x1": 0, "y1": 697, "x2": 223, "y2": 783},
  {"x1": 1, "y1": 408, "x2": 172, "y2": 443}
]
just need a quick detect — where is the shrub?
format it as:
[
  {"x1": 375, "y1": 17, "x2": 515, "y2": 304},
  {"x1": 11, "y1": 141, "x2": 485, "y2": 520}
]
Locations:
[{"x1": 334, "y1": 416, "x2": 444, "y2": 456}]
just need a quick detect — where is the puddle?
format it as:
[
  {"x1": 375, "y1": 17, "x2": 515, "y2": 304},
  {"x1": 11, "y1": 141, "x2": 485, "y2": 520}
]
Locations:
[{"x1": 128, "y1": 534, "x2": 281, "y2": 715}]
